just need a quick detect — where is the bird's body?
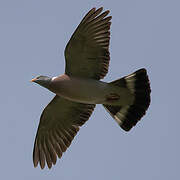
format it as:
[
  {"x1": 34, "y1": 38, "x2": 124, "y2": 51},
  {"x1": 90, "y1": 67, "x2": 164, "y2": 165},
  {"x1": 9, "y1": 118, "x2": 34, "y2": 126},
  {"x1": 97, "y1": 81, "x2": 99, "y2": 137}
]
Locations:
[
  {"x1": 31, "y1": 7, "x2": 151, "y2": 169},
  {"x1": 48, "y1": 74, "x2": 134, "y2": 105}
]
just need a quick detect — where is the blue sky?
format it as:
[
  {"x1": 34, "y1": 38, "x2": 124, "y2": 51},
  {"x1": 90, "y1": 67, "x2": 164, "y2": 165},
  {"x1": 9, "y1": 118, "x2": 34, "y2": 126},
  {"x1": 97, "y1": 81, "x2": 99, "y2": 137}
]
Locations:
[{"x1": 0, "y1": 0, "x2": 179, "y2": 179}]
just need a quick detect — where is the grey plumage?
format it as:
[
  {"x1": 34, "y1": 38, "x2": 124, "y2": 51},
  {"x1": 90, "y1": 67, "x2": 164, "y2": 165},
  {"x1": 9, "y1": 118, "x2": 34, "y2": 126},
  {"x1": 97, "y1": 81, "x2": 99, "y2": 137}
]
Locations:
[{"x1": 31, "y1": 7, "x2": 151, "y2": 169}]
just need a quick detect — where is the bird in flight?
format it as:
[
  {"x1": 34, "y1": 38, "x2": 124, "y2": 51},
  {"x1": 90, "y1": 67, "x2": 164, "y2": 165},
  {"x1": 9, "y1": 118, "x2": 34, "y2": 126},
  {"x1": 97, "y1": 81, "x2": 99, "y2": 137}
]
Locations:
[{"x1": 31, "y1": 7, "x2": 151, "y2": 169}]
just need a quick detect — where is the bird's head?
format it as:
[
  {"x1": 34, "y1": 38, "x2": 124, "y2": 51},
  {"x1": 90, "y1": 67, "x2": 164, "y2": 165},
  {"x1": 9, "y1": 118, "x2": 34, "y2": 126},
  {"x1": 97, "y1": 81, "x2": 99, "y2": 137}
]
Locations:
[{"x1": 31, "y1": 75, "x2": 52, "y2": 89}]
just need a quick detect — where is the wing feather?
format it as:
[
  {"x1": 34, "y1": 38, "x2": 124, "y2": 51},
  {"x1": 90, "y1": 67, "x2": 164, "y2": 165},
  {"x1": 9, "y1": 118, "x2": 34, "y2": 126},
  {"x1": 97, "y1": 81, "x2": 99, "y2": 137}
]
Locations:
[
  {"x1": 65, "y1": 7, "x2": 111, "y2": 79},
  {"x1": 33, "y1": 95, "x2": 95, "y2": 169}
]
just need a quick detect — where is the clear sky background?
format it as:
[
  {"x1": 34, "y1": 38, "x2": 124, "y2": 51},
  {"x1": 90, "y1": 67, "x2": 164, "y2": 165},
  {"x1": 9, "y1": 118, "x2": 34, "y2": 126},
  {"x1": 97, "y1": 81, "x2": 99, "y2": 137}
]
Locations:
[{"x1": 0, "y1": 0, "x2": 179, "y2": 179}]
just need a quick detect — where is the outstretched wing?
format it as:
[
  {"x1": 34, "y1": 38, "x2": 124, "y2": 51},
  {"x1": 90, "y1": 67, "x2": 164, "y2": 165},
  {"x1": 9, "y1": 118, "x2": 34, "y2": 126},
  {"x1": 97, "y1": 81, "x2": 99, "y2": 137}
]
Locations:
[
  {"x1": 65, "y1": 7, "x2": 111, "y2": 80},
  {"x1": 33, "y1": 95, "x2": 95, "y2": 169}
]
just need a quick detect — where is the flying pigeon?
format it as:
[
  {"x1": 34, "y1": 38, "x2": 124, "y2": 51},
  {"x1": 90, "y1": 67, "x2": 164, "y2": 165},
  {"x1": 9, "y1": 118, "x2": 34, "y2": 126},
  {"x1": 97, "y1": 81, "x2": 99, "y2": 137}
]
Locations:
[{"x1": 31, "y1": 7, "x2": 151, "y2": 169}]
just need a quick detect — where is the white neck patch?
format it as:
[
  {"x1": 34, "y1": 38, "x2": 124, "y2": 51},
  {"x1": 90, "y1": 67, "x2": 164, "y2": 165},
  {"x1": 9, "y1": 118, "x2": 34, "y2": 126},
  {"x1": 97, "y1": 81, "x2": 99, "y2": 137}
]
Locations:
[{"x1": 52, "y1": 76, "x2": 57, "y2": 81}]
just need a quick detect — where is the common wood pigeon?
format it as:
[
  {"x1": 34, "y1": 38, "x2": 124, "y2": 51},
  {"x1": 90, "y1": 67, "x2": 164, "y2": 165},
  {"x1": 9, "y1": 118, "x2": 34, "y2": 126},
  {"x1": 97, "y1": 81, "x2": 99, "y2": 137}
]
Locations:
[{"x1": 31, "y1": 7, "x2": 151, "y2": 169}]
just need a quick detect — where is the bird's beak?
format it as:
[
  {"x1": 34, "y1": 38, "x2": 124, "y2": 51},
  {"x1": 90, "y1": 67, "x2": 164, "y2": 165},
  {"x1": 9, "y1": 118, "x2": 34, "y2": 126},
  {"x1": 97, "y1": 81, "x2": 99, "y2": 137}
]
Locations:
[{"x1": 30, "y1": 78, "x2": 37, "y2": 82}]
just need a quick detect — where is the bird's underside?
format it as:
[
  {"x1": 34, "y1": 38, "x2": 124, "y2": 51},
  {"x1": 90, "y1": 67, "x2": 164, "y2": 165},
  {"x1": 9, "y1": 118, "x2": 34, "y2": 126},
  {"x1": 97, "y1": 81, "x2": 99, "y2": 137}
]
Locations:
[
  {"x1": 49, "y1": 74, "x2": 134, "y2": 106},
  {"x1": 32, "y1": 7, "x2": 151, "y2": 169}
]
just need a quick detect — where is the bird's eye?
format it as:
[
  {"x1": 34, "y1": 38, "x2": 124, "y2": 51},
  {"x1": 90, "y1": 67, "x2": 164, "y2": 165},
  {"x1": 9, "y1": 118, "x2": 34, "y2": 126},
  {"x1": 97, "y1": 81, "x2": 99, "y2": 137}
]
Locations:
[{"x1": 36, "y1": 76, "x2": 41, "y2": 79}]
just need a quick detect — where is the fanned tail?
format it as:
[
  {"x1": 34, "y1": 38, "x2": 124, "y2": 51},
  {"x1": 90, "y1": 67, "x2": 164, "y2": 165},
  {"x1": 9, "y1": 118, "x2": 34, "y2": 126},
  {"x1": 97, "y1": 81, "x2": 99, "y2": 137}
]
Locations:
[{"x1": 103, "y1": 68, "x2": 151, "y2": 131}]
